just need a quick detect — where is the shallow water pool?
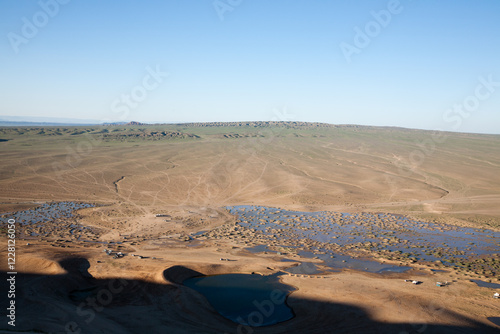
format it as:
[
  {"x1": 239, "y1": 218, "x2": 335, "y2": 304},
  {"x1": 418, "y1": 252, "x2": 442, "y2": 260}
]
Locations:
[{"x1": 184, "y1": 273, "x2": 295, "y2": 327}]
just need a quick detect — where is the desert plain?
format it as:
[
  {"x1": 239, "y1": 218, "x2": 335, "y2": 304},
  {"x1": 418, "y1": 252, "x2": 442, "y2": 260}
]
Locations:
[{"x1": 1, "y1": 121, "x2": 499, "y2": 333}]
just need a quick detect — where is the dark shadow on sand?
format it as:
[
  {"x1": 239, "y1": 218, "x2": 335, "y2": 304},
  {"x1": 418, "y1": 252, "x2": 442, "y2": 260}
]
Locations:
[{"x1": 1, "y1": 259, "x2": 498, "y2": 334}]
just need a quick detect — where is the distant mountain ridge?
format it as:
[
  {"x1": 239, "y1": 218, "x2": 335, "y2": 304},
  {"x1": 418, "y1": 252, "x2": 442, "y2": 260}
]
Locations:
[{"x1": 1, "y1": 117, "x2": 499, "y2": 135}]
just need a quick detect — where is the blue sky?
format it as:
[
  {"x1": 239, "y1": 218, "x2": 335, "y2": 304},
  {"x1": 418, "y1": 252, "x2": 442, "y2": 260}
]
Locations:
[{"x1": 1, "y1": 0, "x2": 499, "y2": 133}]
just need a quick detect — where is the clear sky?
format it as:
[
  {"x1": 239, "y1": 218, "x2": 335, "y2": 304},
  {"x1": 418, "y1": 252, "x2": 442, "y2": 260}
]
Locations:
[{"x1": 1, "y1": 0, "x2": 499, "y2": 133}]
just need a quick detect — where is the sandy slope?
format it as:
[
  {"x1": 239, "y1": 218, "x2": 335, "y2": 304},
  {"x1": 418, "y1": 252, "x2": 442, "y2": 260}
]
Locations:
[
  {"x1": 1, "y1": 124, "x2": 500, "y2": 332},
  {"x1": 1, "y1": 242, "x2": 498, "y2": 333},
  {"x1": 1, "y1": 125, "x2": 499, "y2": 224}
]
